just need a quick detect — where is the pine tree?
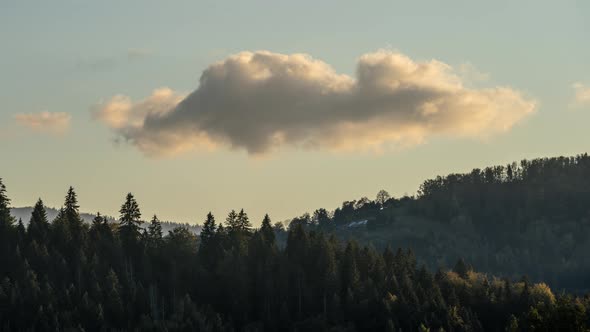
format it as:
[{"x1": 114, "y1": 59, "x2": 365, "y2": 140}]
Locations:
[
  {"x1": 64, "y1": 186, "x2": 81, "y2": 224},
  {"x1": 119, "y1": 193, "x2": 142, "y2": 236},
  {"x1": 0, "y1": 178, "x2": 15, "y2": 277},
  {"x1": 200, "y1": 212, "x2": 216, "y2": 248},
  {"x1": 147, "y1": 215, "x2": 163, "y2": 243},
  {"x1": 225, "y1": 210, "x2": 239, "y2": 231},
  {"x1": 260, "y1": 214, "x2": 275, "y2": 246},
  {"x1": 0, "y1": 178, "x2": 14, "y2": 228},
  {"x1": 92, "y1": 212, "x2": 106, "y2": 227},
  {"x1": 237, "y1": 209, "x2": 251, "y2": 233},
  {"x1": 28, "y1": 198, "x2": 49, "y2": 243},
  {"x1": 16, "y1": 218, "x2": 26, "y2": 242},
  {"x1": 59, "y1": 186, "x2": 86, "y2": 257}
]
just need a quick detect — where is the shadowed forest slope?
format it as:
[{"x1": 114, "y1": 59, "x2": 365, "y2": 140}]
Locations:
[
  {"x1": 287, "y1": 153, "x2": 590, "y2": 292},
  {"x1": 1, "y1": 154, "x2": 589, "y2": 330}
]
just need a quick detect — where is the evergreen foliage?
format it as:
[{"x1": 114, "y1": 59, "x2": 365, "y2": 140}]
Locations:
[{"x1": 2, "y1": 155, "x2": 590, "y2": 330}]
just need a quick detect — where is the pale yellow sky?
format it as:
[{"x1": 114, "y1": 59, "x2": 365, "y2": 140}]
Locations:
[{"x1": 1, "y1": 1, "x2": 589, "y2": 225}]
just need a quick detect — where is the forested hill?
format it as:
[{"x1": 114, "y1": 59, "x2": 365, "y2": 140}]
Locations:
[
  {"x1": 0, "y1": 179, "x2": 589, "y2": 330},
  {"x1": 295, "y1": 153, "x2": 590, "y2": 292},
  {"x1": 10, "y1": 206, "x2": 201, "y2": 235}
]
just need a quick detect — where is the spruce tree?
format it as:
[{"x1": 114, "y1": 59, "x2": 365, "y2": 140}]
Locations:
[
  {"x1": 119, "y1": 193, "x2": 142, "y2": 252},
  {"x1": 28, "y1": 198, "x2": 49, "y2": 243},
  {"x1": 16, "y1": 218, "x2": 25, "y2": 241},
  {"x1": 200, "y1": 212, "x2": 216, "y2": 248},
  {"x1": 119, "y1": 193, "x2": 142, "y2": 234},
  {"x1": 64, "y1": 186, "x2": 81, "y2": 224},
  {"x1": 147, "y1": 214, "x2": 163, "y2": 242},
  {"x1": 199, "y1": 212, "x2": 217, "y2": 268},
  {"x1": 59, "y1": 187, "x2": 86, "y2": 258},
  {"x1": 237, "y1": 209, "x2": 251, "y2": 232},
  {"x1": 0, "y1": 178, "x2": 15, "y2": 275},
  {"x1": 260, "y1": 214, "x2": 275, "y2": 246},
  {"x1": 0, "y1": 178, "x2": 13, "y2": 227},
  {"x1": 0, "y1": 177, "x2": 15, "y2": 257},
  {"x1": 92, "y1": 212, "x2": 105, "y2": 227},
  {"x1": 225, "y1": 210, "x2": 239, "y2": 232}
]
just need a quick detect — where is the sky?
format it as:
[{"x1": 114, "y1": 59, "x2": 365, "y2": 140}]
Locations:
[{"x1": 1, "y1": 1, "x2": 589, "y2": 226}]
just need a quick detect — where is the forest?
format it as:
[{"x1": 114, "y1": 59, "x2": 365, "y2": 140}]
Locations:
[
  {"x1": 1, "y1": 154, "x2": 590, "y2": 330},
  {"x1": 297, "y1": 154, "x2": 590, "y2": 293}
]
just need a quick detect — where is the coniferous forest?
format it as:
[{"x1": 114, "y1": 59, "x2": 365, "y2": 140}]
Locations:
[{"x1": 1, "y1": 155, "x2": 590, "y2": 331}]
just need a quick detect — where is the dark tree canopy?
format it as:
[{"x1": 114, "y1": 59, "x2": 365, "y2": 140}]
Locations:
[
  {"x1": 27, "y1": 198, "x2": 49, "y2": 242},
  {"x1": 0, "y1": 178, "x2": 14, "y2": 228},
  {"x1": 119, "y1": 192, "x2": 141, "y2": 227},
  {"x1": 1, "y1": 154, "x2": 590, "y2": 330}
]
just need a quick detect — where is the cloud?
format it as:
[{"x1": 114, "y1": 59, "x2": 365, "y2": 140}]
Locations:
[
  {"x1": 15, "y1": 111, "x2": 71, "y2": 136},
  {"x1": 572, "y1": 83, "x2": 590, "y2": 105},
  {"x1": 458, "y1": 62, "x2": 490, "y2": 85},
  {"x1": 94, "y1": 50, "x2": 537, "y2": 157}
]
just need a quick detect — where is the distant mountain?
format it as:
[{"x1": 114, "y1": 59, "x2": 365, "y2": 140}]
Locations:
[
  {"x1": 11, "y1": 206, "x2": 102, "y2": 225},
  {"x1": 10, "y1": 207, "x2": 201, "y2": 235}
]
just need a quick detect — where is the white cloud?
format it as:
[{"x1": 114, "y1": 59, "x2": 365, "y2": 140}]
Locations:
[
  {"x1": 573, "y1": 83, "x2": 590, "y2": 105},
  {"x1": 94, "y1": 50, "x2": 537, "y2": 157},
  {"x1": 15, "y1": 111, "x2": 71, "y2": 136},
  {"x1": 458, "y1": 62, "x2": 490, "y2": 85}
]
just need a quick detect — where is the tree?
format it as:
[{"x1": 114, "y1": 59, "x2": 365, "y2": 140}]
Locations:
[
  {"x1": 237, "y1": 209, "x2": 251, "y2": 233},
  {"x1": 260, "y1": 214, "x2": 275, "y2": 246},
  {"x1": 92, "y1": 212, "x2": 106, "y2": 227},
  {"x1": 199, "y1": 212, "x2": 218, "y2": 268},
  {"x1": 28, "y1": 199, "x2": 50, "y2": 243},
  {"x1": 314, "y1": 235, "x2": 337, "y2": 317},
  {"x1": 147, "y1": 214, "x2": 163, "y2": 243},
  {"x1": 16, "y1": 218, "x2": 25, "y2": 241},
  {"x1": 225, "y1": 209, "x2": 239, "y2": 231},
  {"x1": 0, "y1": 178, "x2": 15, "y2": 271},
  {"x1": 58, "y1": 187, "x2": 87, "y2": 259},
  {"x1": 64, "y1": 186, "x2": 81, "y2": 224},
  {"x1": 105, "y1": 268, "x2": 124, "y2": 325},
  {"x1": 225, "y1": 209, "x2": 252, "y2": 234},
  {"x1": 200, "y1": 212, "x2": 217, "y2": 248},
  {"x1": 376, "y1": 189, "x2": 391, "y2": 206},
  {"x1": 119, "y1": 193, "x2": 142, "y2": 253},
  {"x1": 286, "y1": 223, "x2": 309, "y2": 317},
  {"x1": 313, "y1": 208, "x2": 331, "y2": 229},
  {"x1": 119, "y1": 193, "x2": 142, "y2": 234},
  {"x1": 0, "y1": 178, "x2": 14, "y2": 228},
  {"x1": 166, "y1": 227, "x2": 197, "y2": 262},
  {"x1": 341, "y1": 241, "x2": 360, "y2": 293}
]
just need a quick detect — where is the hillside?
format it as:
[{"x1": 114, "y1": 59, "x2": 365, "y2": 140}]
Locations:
[
  {"x1": 1, "y1": 156, "x2": 590, "y2": 330},
  {"x1": 293, "y1": 154, "x2": 590, "y2": 292}
]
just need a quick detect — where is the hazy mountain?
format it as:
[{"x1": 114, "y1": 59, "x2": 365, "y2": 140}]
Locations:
[{"x1": 10, "y1": 206, "x2": 201, "y2": 235}]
